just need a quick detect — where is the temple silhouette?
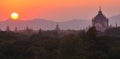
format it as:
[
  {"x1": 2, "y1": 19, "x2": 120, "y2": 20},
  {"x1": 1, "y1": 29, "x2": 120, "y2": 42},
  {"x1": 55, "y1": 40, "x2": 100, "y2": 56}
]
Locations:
[{"x1": 92, "y1": 7, "x2": 109, "y2": 32}]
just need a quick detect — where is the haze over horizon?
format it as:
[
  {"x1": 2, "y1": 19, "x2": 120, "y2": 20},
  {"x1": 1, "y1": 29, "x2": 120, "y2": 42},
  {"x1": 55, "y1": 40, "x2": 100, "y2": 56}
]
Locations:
[{"x1": 0, "y1": 0, "x2": 120, "y2": 21}]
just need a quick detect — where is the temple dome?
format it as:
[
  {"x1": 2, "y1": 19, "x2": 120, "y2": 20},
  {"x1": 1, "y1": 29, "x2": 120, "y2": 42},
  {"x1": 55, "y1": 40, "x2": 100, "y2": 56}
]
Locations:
[
  {"x1": 92, "y1": 8, "x2": 109, "y2": 32},
  {"x1": 92, "y1": 9, "x2": 108, "y2": 21}
]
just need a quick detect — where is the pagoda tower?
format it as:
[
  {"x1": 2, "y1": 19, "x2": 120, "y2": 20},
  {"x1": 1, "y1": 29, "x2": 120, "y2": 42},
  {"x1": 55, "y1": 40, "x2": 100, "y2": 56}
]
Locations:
[{"x1": 92, "y1": 7, "x2": 109, "y2": 32}]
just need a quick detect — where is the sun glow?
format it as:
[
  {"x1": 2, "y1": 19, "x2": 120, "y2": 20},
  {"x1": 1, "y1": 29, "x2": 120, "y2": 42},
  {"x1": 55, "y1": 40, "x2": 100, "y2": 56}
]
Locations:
[{"x1": 11, "y1": 12, "x2": 19, "y2": 20}]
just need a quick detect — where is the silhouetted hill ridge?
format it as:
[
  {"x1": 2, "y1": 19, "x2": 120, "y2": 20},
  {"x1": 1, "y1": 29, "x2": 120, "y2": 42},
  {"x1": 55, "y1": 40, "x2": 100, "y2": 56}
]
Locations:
[{"x1": 0, "y1": 19, "x2": 91, "y2": 30}]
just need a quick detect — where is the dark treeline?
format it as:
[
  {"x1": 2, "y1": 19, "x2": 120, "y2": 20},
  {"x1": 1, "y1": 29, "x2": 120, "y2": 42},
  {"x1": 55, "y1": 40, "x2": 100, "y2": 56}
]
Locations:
[{"x1": 0, "y1": 27, "x2": 120, "y2": 59}]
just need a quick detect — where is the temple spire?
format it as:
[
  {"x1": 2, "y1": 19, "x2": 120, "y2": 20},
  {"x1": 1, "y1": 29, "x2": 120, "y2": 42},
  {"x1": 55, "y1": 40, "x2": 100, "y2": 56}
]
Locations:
[
  {"x1": 6, "y1": 26, "x2": 10, "y2": 32},
  {"x1": 55, "y1": 24, "x2": 60, "y2": 31},
  {"x1": 15, "y1": 27, "x2": 18, "y2": 32},
  {"x1": 98, "y1": 6, "x2": 103, "y2": 15},
  {"x1": 99, "y1": 6, "x2": 101, "y2": 11}
]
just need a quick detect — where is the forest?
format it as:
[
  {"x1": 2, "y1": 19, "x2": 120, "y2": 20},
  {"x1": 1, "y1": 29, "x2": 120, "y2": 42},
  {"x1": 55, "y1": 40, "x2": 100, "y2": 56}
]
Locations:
[{"x1": 0, "y1": 27, "x2": 120, "y2": 59}]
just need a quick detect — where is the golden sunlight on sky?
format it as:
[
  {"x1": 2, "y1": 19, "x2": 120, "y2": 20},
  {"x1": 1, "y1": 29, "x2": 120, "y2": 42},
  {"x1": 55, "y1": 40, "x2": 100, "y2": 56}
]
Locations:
[{"x1": 0, "y1": 0, "x2": 120, "y2": 21}]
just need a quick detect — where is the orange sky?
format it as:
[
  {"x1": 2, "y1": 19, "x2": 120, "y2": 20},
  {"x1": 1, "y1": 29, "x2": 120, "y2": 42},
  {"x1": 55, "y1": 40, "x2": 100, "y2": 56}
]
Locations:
[{"x1": 0, "y1": 0, "x2": 120, "y2": 21}]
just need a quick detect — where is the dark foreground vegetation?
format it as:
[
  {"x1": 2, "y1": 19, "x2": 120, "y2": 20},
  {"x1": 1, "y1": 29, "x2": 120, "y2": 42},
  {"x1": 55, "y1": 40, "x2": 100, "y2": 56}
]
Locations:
[{"x1": 0, "y1": 27, "x2": 120, "y2": 59}]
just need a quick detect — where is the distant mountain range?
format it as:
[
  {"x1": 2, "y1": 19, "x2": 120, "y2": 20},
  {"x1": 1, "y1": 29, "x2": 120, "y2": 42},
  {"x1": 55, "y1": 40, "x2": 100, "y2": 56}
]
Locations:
[
  {"x1": 0, "y1": 19, "x2": 91, "y2": 30},
  {"x1": 0, "y1": 14, "x2": 120, "y2": 31},
  {"x1": 109, "y1": 14, "x2": 120, "y2": 26}
]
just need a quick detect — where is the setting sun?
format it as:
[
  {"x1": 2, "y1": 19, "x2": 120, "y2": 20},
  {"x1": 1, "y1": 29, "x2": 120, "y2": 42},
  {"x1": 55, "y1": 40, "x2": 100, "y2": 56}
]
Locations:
[{"x1": 11, "y1": 12, "x2": 19, "y2": 20}]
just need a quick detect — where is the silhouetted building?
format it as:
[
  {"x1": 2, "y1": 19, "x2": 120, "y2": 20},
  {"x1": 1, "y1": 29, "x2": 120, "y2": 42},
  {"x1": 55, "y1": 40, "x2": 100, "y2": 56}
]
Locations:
[
  {"x1": 116, "y1": 24, "x2": 118, "y2": 28},
  {"x1": 0, "y1": 29, "x2": 1, "y2": 31},
  {"x1": 16, "y1": 26, "x2": 35, "y2": 35},
  {"x1": 6, "y1": 26, "x2": 11, "y2": 32},
  {"x1": 55, "y1": 24, "x2": 60, "y2": 31},
  {"x1": 38, "y1": 28, "x2": 42, "y2": 33},
  {"x1": 92, "y1": 7, "x2": 109, "y2": 32},
  {"x1": 25, "y1": 26, "x2": 33, "y2": 32},
  {"x1": 15, "y1": 27, "x2": 18, "y2": 32}
]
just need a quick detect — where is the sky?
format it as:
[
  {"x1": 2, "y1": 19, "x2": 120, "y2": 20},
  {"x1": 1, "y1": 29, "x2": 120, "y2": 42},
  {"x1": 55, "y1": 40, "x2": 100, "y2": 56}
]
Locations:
[{"x1": 0, "y1": 0, "x2": 120, "y2": 22}]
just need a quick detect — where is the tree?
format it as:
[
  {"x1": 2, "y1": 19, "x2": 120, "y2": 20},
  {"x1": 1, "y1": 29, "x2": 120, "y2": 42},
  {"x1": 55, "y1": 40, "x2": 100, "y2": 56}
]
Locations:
[{"x1": 86, "y1": 26, "x2": 97, "y2": 40}]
